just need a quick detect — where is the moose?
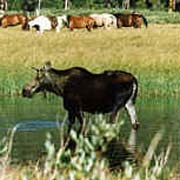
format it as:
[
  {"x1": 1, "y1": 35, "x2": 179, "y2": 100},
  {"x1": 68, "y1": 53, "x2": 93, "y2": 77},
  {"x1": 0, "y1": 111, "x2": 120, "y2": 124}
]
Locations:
[{"x1": 22, "y1": 62, "x2": 139, "y2": 135}]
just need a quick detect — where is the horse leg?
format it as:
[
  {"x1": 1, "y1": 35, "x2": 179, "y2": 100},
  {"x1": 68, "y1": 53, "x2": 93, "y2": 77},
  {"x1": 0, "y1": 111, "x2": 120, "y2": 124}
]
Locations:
[
  {"x1": 105, "y1": 19, "x2": 111, "y2": 30},
  {"x1": 117, "y1": 19, "x2": 122, "y2": 28},
  {"x1": 86, "y1": 24, "x2": 91, "y2": 31},
  {"x1": 125, "y1": 99, "x2": 139, "y2": 130},
  {"x1": 2, "y1": 23, "x2": 7, "y2": 28},
  {"x1": 69, "y1": 22, "x2": 74, "y2": 31},
  {"x1": 70, "y1": 27, "x2": 73, "y2": 31},
  {"x1": 56, "y1": 25, "x2": 60, "y2": 32}
]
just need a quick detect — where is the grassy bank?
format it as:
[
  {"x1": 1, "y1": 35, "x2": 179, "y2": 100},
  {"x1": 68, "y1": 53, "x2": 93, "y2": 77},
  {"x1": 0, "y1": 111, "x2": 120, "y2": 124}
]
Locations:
[{"x1": 0, "y1": 24, "x2": 180, "y2": 97}]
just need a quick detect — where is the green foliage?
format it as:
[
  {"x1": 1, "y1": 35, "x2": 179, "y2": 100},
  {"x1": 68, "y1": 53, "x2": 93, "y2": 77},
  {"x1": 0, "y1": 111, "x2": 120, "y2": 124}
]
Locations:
[{"x1": 7, "y1": 0, "x2": 169, "y2": 11}]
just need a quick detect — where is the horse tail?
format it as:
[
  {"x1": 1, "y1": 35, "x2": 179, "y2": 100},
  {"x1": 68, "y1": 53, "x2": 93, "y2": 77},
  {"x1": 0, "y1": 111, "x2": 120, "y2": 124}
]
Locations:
[{"x1": 141, "y1": 14, "x2": 148, "y2": 28}]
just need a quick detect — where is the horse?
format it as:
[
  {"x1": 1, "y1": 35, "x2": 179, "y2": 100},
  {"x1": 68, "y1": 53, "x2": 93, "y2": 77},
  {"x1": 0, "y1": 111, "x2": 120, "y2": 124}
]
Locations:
[
  {"x1": 0, "y1": 14, "x2": 29, "y2": 30},
  {"x1": 113, "y1": 12, "x2": 148, "y2": 28},
  {"x1": 67, "y1": 15, "x2": 95, "y2": 31},
  {"x1": 90, "y1": 13, "x2": 117, "y2": 29},
  {"x1": 27, "y1": 15, "x2": 67, "y2": 34},
  {"x1": 22, "y1": 61, "x2": 139, "y2": 135}
]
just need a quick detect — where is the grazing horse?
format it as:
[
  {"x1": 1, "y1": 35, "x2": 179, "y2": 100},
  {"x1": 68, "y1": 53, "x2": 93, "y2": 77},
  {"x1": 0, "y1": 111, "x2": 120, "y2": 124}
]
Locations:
[
  {"x1": 67, "y1": 15, "x2": 95, "y2": 31},
  {"x1": 0, "y1": 14, "x2": 29, "y2": 30},
  {"x1": 113, "y1": 12, "x2": 148, "y2": 28},
  {"x1": 90, "y1": 13, "x2": 117, "y2": 29},
  {"x1": 22, "y1": 62, "x2": 139, "y2": 135},
  {"x1": 27, "y1": 15, "x2": 67, "y2": 33}
]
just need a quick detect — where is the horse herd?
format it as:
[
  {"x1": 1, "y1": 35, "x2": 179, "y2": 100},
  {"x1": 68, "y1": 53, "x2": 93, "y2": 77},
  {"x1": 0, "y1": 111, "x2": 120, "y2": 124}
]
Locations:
[{"x1": 0, "y1": 12, "x2": 148, "y2": 33}]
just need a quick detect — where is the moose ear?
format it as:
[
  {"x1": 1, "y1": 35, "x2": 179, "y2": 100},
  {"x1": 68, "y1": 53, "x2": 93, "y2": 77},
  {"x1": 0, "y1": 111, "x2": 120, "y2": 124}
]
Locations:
[{"x1": 44, "y1": 61, "x2": 52, "y2": 71}]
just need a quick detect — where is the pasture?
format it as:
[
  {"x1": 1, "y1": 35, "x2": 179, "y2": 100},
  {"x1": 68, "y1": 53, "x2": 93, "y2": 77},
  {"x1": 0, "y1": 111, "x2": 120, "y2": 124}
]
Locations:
[
  {"x1": 0, "y1": 22, "x2": 180, "y2": 179},
  {"x1": 0, "y1": 23, "x2": 179, "y2": 97}
]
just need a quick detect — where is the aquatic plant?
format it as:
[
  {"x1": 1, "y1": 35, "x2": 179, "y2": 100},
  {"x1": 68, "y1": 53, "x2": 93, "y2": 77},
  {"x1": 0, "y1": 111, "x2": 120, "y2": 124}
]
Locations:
[{"x1": 0, "y1": 115, "x2": 174, "y2": 180}]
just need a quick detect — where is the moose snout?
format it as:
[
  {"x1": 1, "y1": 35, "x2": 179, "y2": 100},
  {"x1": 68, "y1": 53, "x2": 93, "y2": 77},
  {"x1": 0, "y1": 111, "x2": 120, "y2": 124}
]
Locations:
[{"x1": 22, "y1": 88, "x2": 32, "y2": 98}]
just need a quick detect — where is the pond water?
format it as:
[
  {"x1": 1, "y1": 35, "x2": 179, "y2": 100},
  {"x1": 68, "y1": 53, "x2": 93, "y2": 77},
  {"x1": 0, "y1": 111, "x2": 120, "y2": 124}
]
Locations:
[{"x1": 0, "y1": 96, "x2": 179, "y2": 166}]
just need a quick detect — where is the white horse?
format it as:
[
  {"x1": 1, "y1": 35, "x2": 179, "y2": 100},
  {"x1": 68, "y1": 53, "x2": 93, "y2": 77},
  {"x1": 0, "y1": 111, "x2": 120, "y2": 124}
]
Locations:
[
  {"x1": 90, "y1": 13, "x2": 117, "y2": 29},
  {"x1": 28, "y1": 15, "x2": 67, "y2": 34},
  {"x1": 56, "y1": 15, "x2": 68, "y2": 32}
]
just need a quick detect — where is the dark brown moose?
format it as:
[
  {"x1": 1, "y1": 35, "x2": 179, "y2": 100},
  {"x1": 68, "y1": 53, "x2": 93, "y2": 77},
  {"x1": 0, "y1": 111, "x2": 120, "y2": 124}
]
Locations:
[{"x1": 22, "y1": 62, "x2": 139, "y2": 135}]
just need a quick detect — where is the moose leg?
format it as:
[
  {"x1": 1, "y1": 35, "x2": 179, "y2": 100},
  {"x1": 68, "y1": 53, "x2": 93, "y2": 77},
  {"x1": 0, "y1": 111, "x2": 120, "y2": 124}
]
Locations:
[
  {"x1": 125, "y1": 100, "x2": 139, "y2": 130},
  {"x1": 76, "y1": 111, "x2": 86, "y2": 136},
  {"x1": 67, "y1": 111, "x2": 76, "y2": 134},
  {"x1": 110, "y1": 106, "x2": 120, "y2": 123}
]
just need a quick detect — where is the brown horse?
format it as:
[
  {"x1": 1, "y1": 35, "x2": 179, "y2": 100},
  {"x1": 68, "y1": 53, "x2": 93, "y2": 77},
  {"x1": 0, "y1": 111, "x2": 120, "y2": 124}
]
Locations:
[
  {"x1": 67, "y1": 15, "x2": 95, "y2": 31},
  {"x1": 113, "y1": 12, "x2": 148, "y2": 28},
  {"x1": 0, "y1": 14, "x2": 29, "y2": 30}
]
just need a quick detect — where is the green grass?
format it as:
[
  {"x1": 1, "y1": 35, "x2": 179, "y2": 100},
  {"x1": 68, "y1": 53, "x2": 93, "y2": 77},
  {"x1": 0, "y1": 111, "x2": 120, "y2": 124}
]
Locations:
[{"x1": 0, "y1": 23, "x2": 180, "y2": 97}]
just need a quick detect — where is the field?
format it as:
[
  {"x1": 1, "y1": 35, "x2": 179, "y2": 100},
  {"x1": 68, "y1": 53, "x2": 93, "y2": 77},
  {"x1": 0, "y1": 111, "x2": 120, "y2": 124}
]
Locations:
[
  {"x1": 0, "y1": 22, "x2": 180, "y2": 97},
  {"x1": 0, "y1": 14, "x2": 180, "y2": 179}
]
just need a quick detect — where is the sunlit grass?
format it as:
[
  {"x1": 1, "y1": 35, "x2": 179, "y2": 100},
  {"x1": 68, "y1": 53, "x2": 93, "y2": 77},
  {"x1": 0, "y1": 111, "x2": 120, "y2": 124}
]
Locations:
[{"x1": 0, "y1": 24, "x2": 180, "y2": 97}]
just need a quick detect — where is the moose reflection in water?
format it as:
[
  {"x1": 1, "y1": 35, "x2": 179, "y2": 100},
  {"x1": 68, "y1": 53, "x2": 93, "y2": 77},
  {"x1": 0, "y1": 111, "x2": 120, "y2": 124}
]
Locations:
[{"x1": 22, "y1": 62, "x2": 139, "y2": 135}]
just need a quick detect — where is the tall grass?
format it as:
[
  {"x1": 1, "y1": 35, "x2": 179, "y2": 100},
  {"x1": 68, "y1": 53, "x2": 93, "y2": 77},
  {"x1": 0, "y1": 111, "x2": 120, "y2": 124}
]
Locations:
[{"x1": 0, "y1": 24, "x2": 180, "y2": 97}]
